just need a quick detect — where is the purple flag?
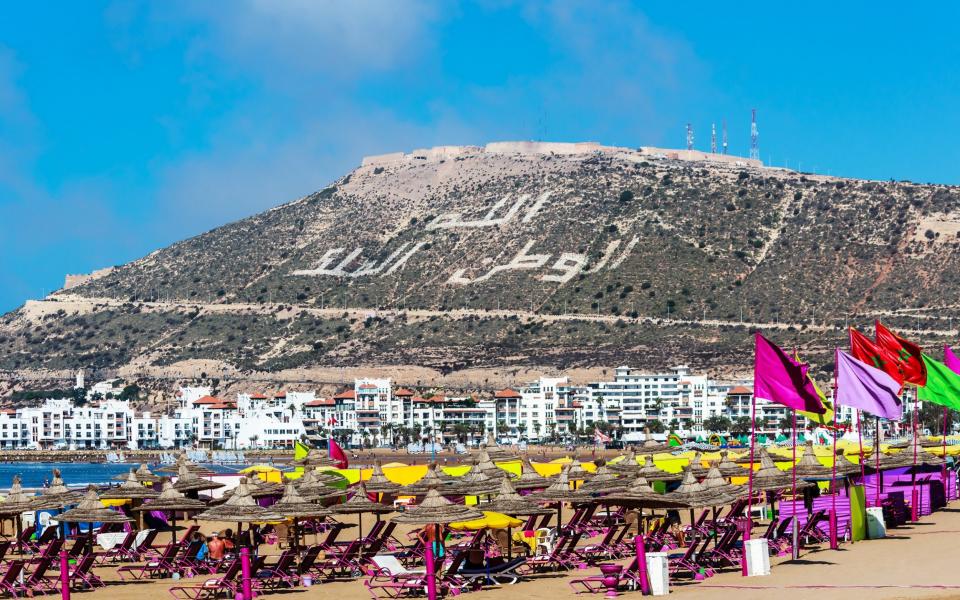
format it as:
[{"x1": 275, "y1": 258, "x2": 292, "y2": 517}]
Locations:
[
  {"x1": 836, "y1": 349, "x2": 902, "y2": 420},
  {"x1": 754, "y1": 333, "x2": 826, "y2": 414},
  {"x1": 945, "y1": 346, "x2": 960, "y2": 375}
]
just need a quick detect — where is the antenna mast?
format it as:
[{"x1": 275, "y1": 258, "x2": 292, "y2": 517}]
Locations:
[
  {"x1": 711, "y1": 123, "x2": 717, "y2": 154},
  {"x1": 749, "y1": 109, "x2": 759, "y2": 161},
  {"x1": 722, "y1": 120, "x2": 728, "y2": 154},
  {"x1": 686, "y1": 123, "x2": 694, "y2": 151}
]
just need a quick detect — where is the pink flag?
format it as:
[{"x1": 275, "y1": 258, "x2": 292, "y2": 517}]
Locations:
[
  {"x1": 754, "y1": 333, "x2": 826, "y2": 414},
  {"x1": 328, "y1": 437, "x2": 349, "y2": 469},
  {"x1": 945, "y1": 346, "x2": 960, "y2": 375}
]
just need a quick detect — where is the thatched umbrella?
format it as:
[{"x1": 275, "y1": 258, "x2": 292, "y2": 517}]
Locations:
[
  {"x1": 403, "y1": 464, "x2": 457, "y2": 497},
  {"x1": 715, "y1": 451, "x2": 750, "y2": 478},
  {"x1": 791, "y1": 441, "x2": 840, "y2": 480},
  {"x1": 453, "y1": 462, "x2": 500, "y2": 497},
  {"x1": 58, "y1": 486, "x2": 132, "y2": 553},
  {"x1": 477, "y1": 434, "x2": 518, "y2": 462},
  {"x1": 566, "y1": 455, "x2": 590, "y2": 483},
  {"x1": 173, "y1": 465, "x2": 225, "y2": 496},
  {"x1": 475, "y1": 449, "x2": 510, "y2": 479},
  {"x1": 295, "y1": 468, "x2": 344, "y2": 500},
  {"x1": 534, "y1": 467, "x2": 584, "y2": 528},
  {"x1": 604, "y1": 475, "x2": 685, "y2": 509},
  {"x1": 134, "y1": 479, "x2": 206, "y2": 544},
  {"x1": 638, "y1": 455, "x2": 683, "y2": 482},
  {"x1": 101, "y1": 470, "x2": 161, "y2": 529},
  {"x1": 272, "y1": 482, "x2": 329, "y2": 552},
  {"x1": 915, "y1": 448, "x2": 946, "y2": 467},
  {"x1": 640, "y1": 429, "x2": 673, "y2": 453},
  {"x1": 392, "y1": 487, "x2": 483, "y2": 525},
  {"x1": 664, "y1": 468, "x2": 729, "y2": 522},
  {"x1": 113, "y1": 464, "x2": 161, "y2": 484},
  {"x1": 197, "y1": 479, "x2": 281, "y2": 549},
  {"x1": 0, "y1": 476, "x2": 42, "y2": 553},
  {"x1": 39, "y1": 469, "x2": 84, "y2": 507},
  {"x1": 294, "y1": 448, "x2": 340, "y2": 468},
  {"x1": 577, "y1": 463, "x2": 627, "y2": 495},
  {"x1": 701, "y1": 466, "x2": 745, "y2": 501},
  {"x1": 685, "y1": 452, "x2": 710, "y2": 478},
  {"x1": 513, "y1": 458, "x2": 552, "y2": 491},
  {"x1": 834, "y1": 449, "x2": 863, "y2": 475},
  {"x1": 328, "y1": 482, "x2": 393, "y2": 542},
  {"x1": 364, "y1": 461, "x2": 402, "y2": 496},
  {"x1": 484, "y1": 478, "x2": 552, "y2": 559},
  {"x1": 157, "y1": 455, "x2": 215, "y2": 476},
  {"x1": 735, "y1": 446, "x2": 792, "y2": 464},
  {"x1": 750, "y1": 448, "x2": 811, "y2": 492},
  {"x1": 608, "y1": 447, "x2": 641, "y2": 475}
]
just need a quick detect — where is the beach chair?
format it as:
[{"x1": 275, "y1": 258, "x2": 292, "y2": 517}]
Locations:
[
  {"x1": 117, "y1": 543, "x2": 179, "y2": 580},
  {"x1": 522, "y1": 531, "x2": 586, "y2": 572},
  {"x1": 16, "y1": 526, "x2": 35, "y2": 551},
  {"x1": 0, "y1": 561, "x2": 25, "y2": 598},
  {"x1": 311, "y1": 539, "x2": 363, "y2": 579},
  {"x1": 581, "y1": 524, "x2": 627, "y2": 560},
  {"x1": 317, "y1": 522, "x2": 351, "y2": 552},
  {"x1": 25, "y1": 527, "x2": 58, "y2": 554},
  {"x1": 453, "y1": 556, "x2": 527, "y2": 585},
  {"x1": 96, "y1": 531, "x2": 135, "y2": 565},
  {"x1": 68, "y1": 553, "x2": 106, "y2": 590},
  {"x1": 178, "y1": 525, "x2": 200, "y2": 545},
  {"x1": 255, "y1": 549, "x2": 299, "y2": 590},
  {"x1": 363, "y1": 554, "x2": 458, "y2": 600},
  {"x1": 129, "y1": 529, "x2": 160, "y2": 561},
  {"x1": 668, "y1": 537, "x2": 712, "y2": 580},
  {"x1": 296, "y1": 545, "x2": 323, "y2": 576},
  {"x1": 698, "y1": 526, "x2": 741, "y2": 570},
  {"x1": 29, "y1": 539, "x2": 62, "y2": 567},
  {"x1": 168, "y1": 558, "x2": 243, "y2": 600},
  {"x1": 16, "y1": 555, "x2": 59, "y2": 596}
]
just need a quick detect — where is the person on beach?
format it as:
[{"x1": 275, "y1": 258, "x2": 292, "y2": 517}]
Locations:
[
  {"x1": 193, "y1": 531, "x2": 209, "y2": 561},
  {"x1": 207, "y1": 532, "x2": 225, "y2": 561}
]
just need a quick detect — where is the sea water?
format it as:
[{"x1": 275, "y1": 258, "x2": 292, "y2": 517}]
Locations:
[{"x1": 0, "y1": 462, "x2": 236, "y2": 489}]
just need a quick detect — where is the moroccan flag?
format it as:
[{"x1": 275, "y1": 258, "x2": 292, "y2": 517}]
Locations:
[
  {"x1": 875, "y1": 321, "x2": 926, "y2": 385},
  {"x1": 945, "y1": 346, "x2": 960, "y2": 375},
  {"x1": 918, "y1": 354, "x2": 960, "y2": 411},
  {"x1": 328, "y1": 437, "x2": 349, "y2": 469},
  {"x1": 850, "y1": 327, "x2": 904, "y2": 392},
  {"x1": 835, "y1": 349, "x2": 902, "y2": 420},
  {"x1": 754, "y1": 333, "x2": 826, "y2": 414}
]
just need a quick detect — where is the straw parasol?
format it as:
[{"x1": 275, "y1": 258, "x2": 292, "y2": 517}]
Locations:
[
  {"x1": 173, "y1": 465, "x2": 225, "y2": 495},
  {"x1": 534, "y1": 466, "x2": 581, "y2": 502},
  {"x1": 512, "y1": 458, "x2": 552, "y2": 490},
  {"x1": 58, "y1": 486, "x2": 133, "y2": 524},
  {"x1": 196, "y1": 478, "x2": 281, "y2": 523},
  {"x1": 485, "y1": 478, "x2": 553, "y2": 517},
  {"x1": 735, "y1": 446, "x2": 793, "y2": 464},
  {"x1": 664, "y1": 468, "x2": 729, "y2": 509},
  {"x1": 603, "y1": 475, "x2": 682, "y2": 507},
  {"x1": 0, "y1": 476, "x2": 42, "y2": 553},
  {"x1": 157, "y1": 455, "x2": 214, "y2": 476},
  {"x1": 686, "y1": 452, "x2": 710, "y2": 478},
  {"x1": 750, "y1": 448, "x2": 812, "y2": 492},
  {"x1": 38, "y1": 469, "x2": 83, "y2": 508},
  {"x1": 113, "y1": 463, "x2": 161, "y2": 484},
  {"x1": 364, "y1": 461, "x2": 402, "y2": 495},
  {"x1": 608, "y1": 447, "x2": 641, "y2": 475},
  {"x1": 294, "y1": 448, "x2": 340, "y2": 468},
  {"x1": 640, "y1": 429, "x2": 673, "y2": 453},
  {"x1": 714, "y1": 451, "x2": 750, "y2": 478},
  {"x1": 915, "y1": 448, "x2": 946, "y2": 467},
  {"x1": 701, "y1": 466, "x2": 746, "y2": 501},
  {"x1": 791, "y1": 441, "x2": 841, "y2": 480},
  {"x1": 453, "y1": 462, "x2": 500, "y2": 496},
  {"x1": 403, "y1": 464, "x2": 457, "y2": 496},
  {"x1": 392, "y1": 487, "x2": 483, "y2": 525},
  {"x1": 101, "y1": 470, "x2": 161, "y2": 500},
  {"x1": 833, "y1": 450, "x2": 863, "y2": 475},
  {"x1": 638, "y1": 455, "x2": 683, "y2": 482},
  {"x1": 477, "y1": 434, "x2": 518, "y2": 461},
  {"x1": 295, "y1": 468, "x2": 344, "y2": 500},
  {"x1": 576, "y1": 463, "x2": 627, "y2": 495},
  {"x1": 475, "y1": 449, "x2": 511, "y2": 479},
  {"x1": 328, "y1": 482, "x2": 393, "y2": 541},
  {"x1": 272, "y1": 481, "x2": 330, "y2": 552},
  {"x1": 133, "y1": 479, "x2": 207, "y2": 544},
  {"x1": 566, "y1": 455, "x2": 590, "y2": 482}
]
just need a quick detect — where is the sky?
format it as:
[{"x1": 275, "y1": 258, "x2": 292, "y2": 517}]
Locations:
[{"x1": 2, "y1": 1, "x2": 960, "y2": 313}]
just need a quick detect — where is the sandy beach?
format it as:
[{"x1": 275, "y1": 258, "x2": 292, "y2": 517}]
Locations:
[{"x1": 58, "y1": 498, "x2": 960, "y2": 600}]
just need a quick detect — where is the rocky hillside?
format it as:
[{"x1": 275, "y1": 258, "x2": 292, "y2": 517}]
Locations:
[{"x1": 2, "y1": 142, "x2": 959, "y2": 389}]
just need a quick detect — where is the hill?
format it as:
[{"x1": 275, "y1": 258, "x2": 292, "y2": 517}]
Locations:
[{"x1": 2, "y1": 141, "x2": 960, "y2": 390}]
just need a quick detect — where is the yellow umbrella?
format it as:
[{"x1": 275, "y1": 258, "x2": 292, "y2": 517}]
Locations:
[
  {"x1": 449, "y1": 511, "x2": 523, "y2": 531},
  {"x1": 239, "y1": 464, "x2": 282, "y2": 474}
]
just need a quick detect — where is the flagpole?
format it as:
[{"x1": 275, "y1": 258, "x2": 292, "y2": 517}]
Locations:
[
  {"x1": 942, "y1": 406, "x2": 949, "y2": 499},
  {"x1": 791, "y1": 409, "x2": 798, "y2": 560},
  {"x1": 856, "y1": 409, "x2": 866, "y2": 485},
  {"x1": 911, "y1": 387, "x2": 919, "y2": 521},
  {"x1": 743, "y1": 384, "x2": 757, "y2": 577},
  {"x1": 830, "y1": 349, "x2": 839, "y2": 550},
  {"x1": 875, "y1": 416, "x2": 881, "y2": 508}
]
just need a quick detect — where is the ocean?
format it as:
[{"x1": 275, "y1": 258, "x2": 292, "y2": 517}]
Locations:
[{"x1": 0, "y1": 462, "x2": 239, "y2": 489}]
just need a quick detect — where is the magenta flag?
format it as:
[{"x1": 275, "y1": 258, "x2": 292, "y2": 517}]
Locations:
[
  {"x1": 753, "y1": 333, "x2": 826, "y2": 414},
  {"x1": 836, "y1": 349, "x2": 902, "y2": 420},
  {"x1": 945, "y1": 346, "x2": 960, "y2": 375}
]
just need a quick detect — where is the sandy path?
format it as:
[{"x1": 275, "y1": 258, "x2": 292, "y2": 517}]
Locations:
[{"x1": 73, "y1": 501, "x2": 960, "y2": 600}]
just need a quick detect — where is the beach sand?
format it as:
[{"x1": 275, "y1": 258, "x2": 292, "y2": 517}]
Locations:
[{"x1": 69, "y1": 503, "x2": 960, "y2": 600}]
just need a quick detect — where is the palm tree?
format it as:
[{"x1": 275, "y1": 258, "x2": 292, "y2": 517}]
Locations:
[
  {"x1": 496, "y1": 420, "x2": 508, "y2": 439},
  {"x1": 248, "y1": 434, "x2": 259, "y2": 449},
  {"x1": 533, "y1": 421, "x2": 542, "y2": 440},
  {"x1": 517, "y1": 423, "x2": 528, "y2": 441}
]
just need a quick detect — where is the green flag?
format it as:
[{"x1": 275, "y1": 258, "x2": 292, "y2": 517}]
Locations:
[{"x1": 918, "y1": 354, "x2": 960, "y2": 410}]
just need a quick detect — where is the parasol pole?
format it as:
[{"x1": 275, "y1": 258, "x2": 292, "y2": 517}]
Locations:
[
  {"x1": 830, "y1": 349, "x2": 839, "y2": 550},
  {"x1": 425, "y1": 525, "x2": 438, "y2": 600},
  {"x1": 791, "y1": 409, "x2": 798, "y2": 560},
  {"x1": 15, "y1": 515, "x2": 22, "y2": 555},
  {"x1": 240, "y1": 547, "x2": 253, "y2": 600},
  {"x1": 59, "y1": 550, "x2": 70, "y2": 600},
  {"x1": 742, "y1": 378, "x2": 757, "y2": 577},
  {"x1": 635, "y1": 530, "x2": 650, "y2": 595},
  {"x1": 856, "y1": 410, "x2": 866, "y2": 484}
]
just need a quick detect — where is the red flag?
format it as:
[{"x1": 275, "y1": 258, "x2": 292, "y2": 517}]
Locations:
[
  {"x1": 849, "y1": 327, "x2": 904, "y2": 392},
  {"x1": 328, "y1": 437, "x2": 349, "y2": 469},
  {"x1": 875, "y1": 321, "x2": 927, "y2": 386}
]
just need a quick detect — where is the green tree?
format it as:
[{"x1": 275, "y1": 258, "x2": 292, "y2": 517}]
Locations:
[
  {"x1": 647, "y1": 420, "x2": 666, "y2": 434},
  {"x1": 731, "y1": 416, "x2": 752, "y2": 436},
  {"x1": 703, "y1": 416, "x2": 732, "y2": 432}
]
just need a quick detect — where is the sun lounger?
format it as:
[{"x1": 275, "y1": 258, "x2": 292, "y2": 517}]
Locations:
[
  {"x1": 168, "y1": 558, "x2": 243, "y2": 600},
  {"x1": 117, "y1": 543, "x2": 179, "y2": 580},
  {"x1": 68, "y1": 553, "x2": 106, "y2": 590},
  {"x1": 454, "y1": 556, "x2": 527, "y2": 585},
  {"x1": 569, "y1": 556, "x2": 643, "y2": 594}
]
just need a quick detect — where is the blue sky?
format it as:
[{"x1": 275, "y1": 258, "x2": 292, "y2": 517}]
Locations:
[{"x1": 2, "y1": 1, "x2": 959, "y2": 313}]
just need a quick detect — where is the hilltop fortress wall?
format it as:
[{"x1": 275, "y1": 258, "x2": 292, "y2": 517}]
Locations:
[{"x1": 360, "y1": 141, "x2": 763, "y2": 169}]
